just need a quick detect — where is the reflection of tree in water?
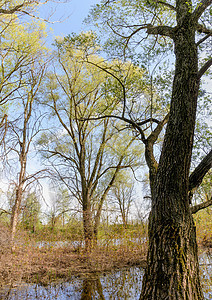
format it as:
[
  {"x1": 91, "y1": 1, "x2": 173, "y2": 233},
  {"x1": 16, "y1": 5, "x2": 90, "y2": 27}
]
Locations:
[
  {"x1": 80, "y1": 277, "x2": 105, "y2": 300},
  {"x1": 102, "y1": 267, "x2": 143, "y2": 299},
  {"x1": 199, "y1": 252, "x2": 212, "y2": 298},
  {"x1": 80, "y1": 268, "x2": 143, "y2": 299}
]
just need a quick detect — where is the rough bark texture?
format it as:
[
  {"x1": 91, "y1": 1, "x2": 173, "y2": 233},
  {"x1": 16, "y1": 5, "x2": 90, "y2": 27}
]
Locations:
[
  {"x1": 141, "y1": 214, "x2": 203, "y2": 299},
  {"x1": 141, "y1": 1, "x2": 204, "y2": 298}
]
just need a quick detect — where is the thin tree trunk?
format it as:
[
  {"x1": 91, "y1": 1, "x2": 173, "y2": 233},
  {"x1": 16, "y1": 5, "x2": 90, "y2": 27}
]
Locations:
[
  {"x1": 120, "y1": 206, "x2": 127, "y2": 228},
  {"x1": 10, "y1": 159, "x2": 26, "y2": 248},
  {"x1": 10, "y1": 187, "x2": 23, "y2": 246},
  {"x1": 93, "y1": 212, "x2": 101, "y2": 245},
  {"x1": 93, "y1": 197, "x2": 105, "y2": 244},
  {"x1": 83, "y1": 204, "x2": 93, "y2": 251},
  {"x1": 93, "y1": 158, "x2": 124, "y2": 244},
  {"x1": 10, "y1": 97, "x2": 30, "y2": 248}
]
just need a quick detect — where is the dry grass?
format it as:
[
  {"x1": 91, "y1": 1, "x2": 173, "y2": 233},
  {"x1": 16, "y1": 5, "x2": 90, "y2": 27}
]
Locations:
[
  {"x1": 0, "y1": 228, "x2": 147, "y2": 287},
  {"x1": 1, "y1": 218, "x2": 211, "y2": 289}
]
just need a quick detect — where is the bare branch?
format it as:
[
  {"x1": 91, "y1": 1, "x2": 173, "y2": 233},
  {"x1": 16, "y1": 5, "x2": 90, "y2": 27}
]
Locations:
[
  {"x1": 23, "y1": 169, "x2": 49, "y2": 184},
  {"x1": 191, "y1": 197, "x2": 212, "y2": 214},
  {"x1": 85, "y1": 59, "x2": 127, "y2": 118},
  {"x1": 196, "y1": 33, "x2": 212, "y2": 46},
  {"x1": 94, "y1": 155, "x2": 124, "y2": 228},
  {"x1": 198, "y1": 58, "x2": 212, "y2": 79},
  {"x1": 82, "y1": 114, "x2": 147, "y2": 143},
  {"x1": 157, "y1": 1, "x2": 176, "y2": 11},
  {"x1": 145, "y1": 113, "x2": 169, "y2": 188},
  {"x1": 0, "y1": 208, "x2": 11, "y2": 216},
  {"x1": 21, "y1": 10, "x2": 67, "y2": 24},
  {"x1": 196, "y1": 24, "x2": 212, "y2": 35},
  {"x1": 189, "y1": 150, "x2": 212, "y2": 194},
  {"x1": 137, "y1": 118, "x2": 160, "y2": 126},
  {"x1": 88, "y1": 119, "x2": 108, "y2": 187},
  {"x1": 106, "y1": 21, "x2": 149, "y2": 39},
  {"x1": 104, "y1": 0, "x2": 116, "y2": 5},
  {"x1": 147, "y1": 113, "x2": 169, "y2": 145}
]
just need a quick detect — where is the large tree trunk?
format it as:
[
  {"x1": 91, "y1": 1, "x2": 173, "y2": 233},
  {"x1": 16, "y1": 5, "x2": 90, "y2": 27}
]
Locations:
[
  {"x1": 141, "y1": 6, "x2": 204, "y2": 299},
  {"x1": 141, "y1": 210, "x2": 203, "y2": 299}
]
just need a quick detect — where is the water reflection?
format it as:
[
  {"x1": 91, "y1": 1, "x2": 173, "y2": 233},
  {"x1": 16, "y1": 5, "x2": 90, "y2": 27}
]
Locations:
[
  {"x1": 0, "y1": 267, "x2": 143, "y2": 300},
  {"x1": 199, "y1": 251, "x2": 212, "y2": 299},
  {"x1": 80, "y1": 277, "x2": 105, "y2": 300},
  {"x1": 0, "y1": 253, "x2": 211, "y2": 300}
]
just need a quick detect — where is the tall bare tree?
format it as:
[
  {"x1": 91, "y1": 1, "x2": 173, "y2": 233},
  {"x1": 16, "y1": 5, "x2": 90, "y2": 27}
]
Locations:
[
  {"x1": 5, "y1": 59, "x2": 47, "y2": 246},
  {"x1": 111, "y1": 177, "x2": 135, "y2": 228},
  {"x1": 39, "y1": 34, "x2": 144, "y2": 249}
]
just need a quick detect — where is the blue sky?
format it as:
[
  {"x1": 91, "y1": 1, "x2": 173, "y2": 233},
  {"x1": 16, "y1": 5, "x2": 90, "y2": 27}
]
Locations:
[{"x1": 40, "y1": 0, "x2": 100, "y2": 40}]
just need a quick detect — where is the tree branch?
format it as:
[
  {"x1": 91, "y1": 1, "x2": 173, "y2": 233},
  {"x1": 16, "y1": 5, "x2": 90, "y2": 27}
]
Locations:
[
  {"x1": 191, "y1": 197, "x2": 212, "y2": 214},
  {"x1": 106, "y1": 21, "x2": 149, "y2": 40},
  {"x1": 197, "y1": 58, "x2": 212, "y2": 79},
  {"x1": 144, "y1": 113, "x2": 169, "y2": 189},
  {"x1": 189, "y1": 150, "x2": 212, "y2": 195},
  {"x1": 0, "y1": 208, "x2": 11, "y2": 216},
  {"x1": 157, "y1": 1, "x2": 176, "y2": 11},
  {"x1": 104, "y1": 0, "x2": 116, "y2": 5},
  {"x1": 82, "y1": 114, "x2": 147, "y2": 143},
  {"x1": 147, "y1": 113, "x2": 169, "y2": 145},
  {"x1": 137, "y1": 118, "x2": 160, "y2": 126},
  {"x1": 0, "y1": 4, "x2": 25, "y2": 14},
  {"x1": 85, "y1": 59, "x2": 127, "y2": 118},
  {"x1": 21, "y1": 10, "x2": 64, "y2": 23},
  {"x1": 88, "y1": 120, "x2": 108, "y2": 187},
  {"x1": 196, "y1": 24, "x2": 212, "y2": 35},
  {"x1": 147, "y1": 25, "x2": 174, "y2": 38},
  {"x1": 196, "y1": 33, "x2": 212, "y2": 46},
  {"x1": 192, "y1": 0, "x2": 212, "y2": 21}
]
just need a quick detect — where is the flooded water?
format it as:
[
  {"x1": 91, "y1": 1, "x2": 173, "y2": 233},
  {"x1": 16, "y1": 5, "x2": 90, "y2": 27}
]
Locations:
[
  {"x1": 0, "y1": 252, "x2": 211, "y2": 299},
  {"x1": 36, "y1": 238, "x2": 147, "y2": 250}
]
